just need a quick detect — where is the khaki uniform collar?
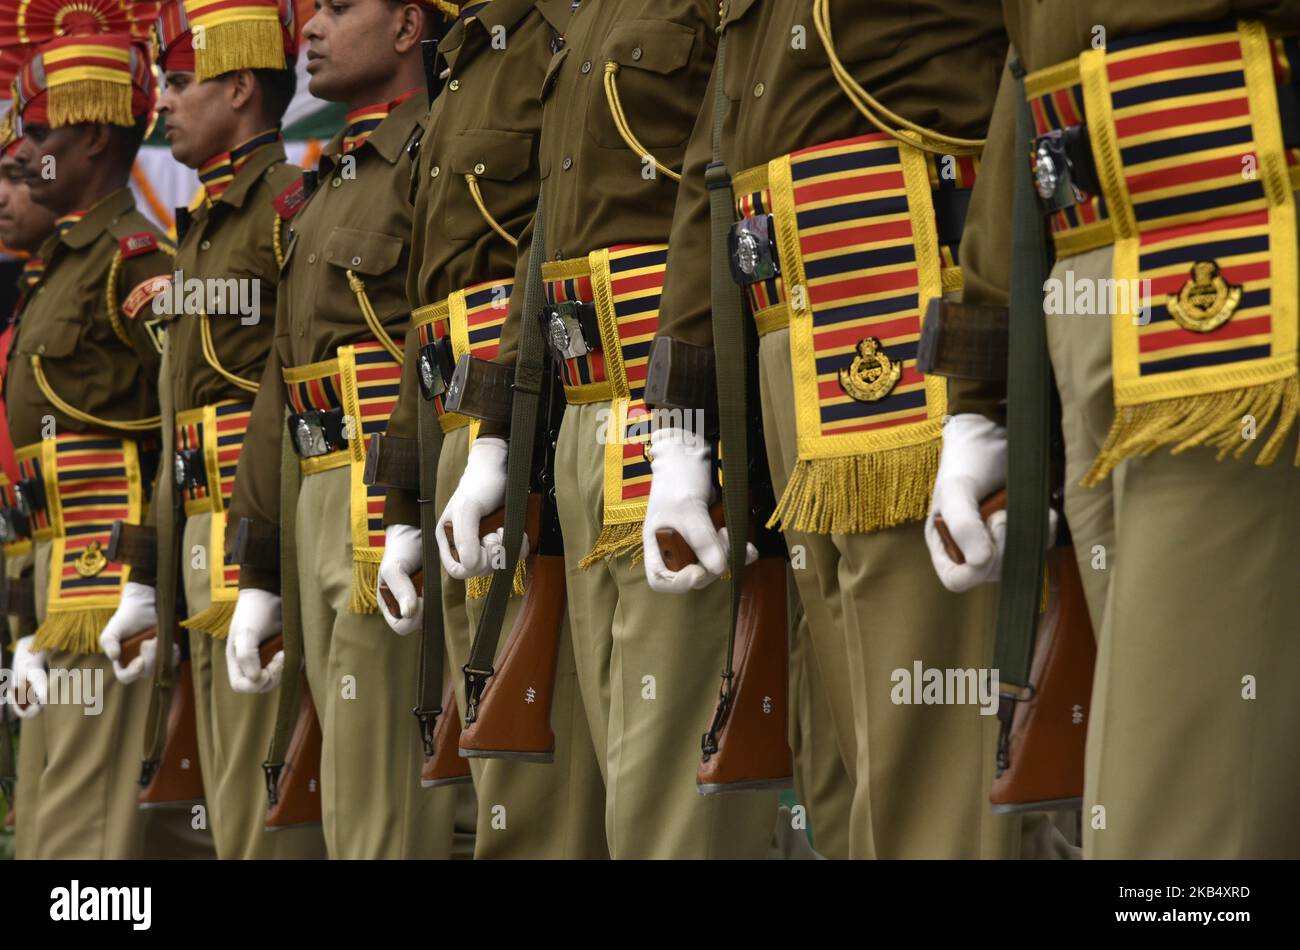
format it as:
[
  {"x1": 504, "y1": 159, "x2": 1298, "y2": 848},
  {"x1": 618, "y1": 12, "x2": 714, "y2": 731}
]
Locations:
[
  {"x1": 55, "y1": 187, "x2": 136, "y2": 252},
  {"x1": 322, "y1": 91, "x2": 428, "y2": 166},
  {"x1": 216, "y1": 139, "x2": 289, "y2": 211}
]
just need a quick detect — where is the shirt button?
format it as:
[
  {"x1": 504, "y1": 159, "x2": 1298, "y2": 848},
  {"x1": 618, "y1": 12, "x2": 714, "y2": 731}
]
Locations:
[
  {"x1": 631, "y1": 48, "x2": 643, "y2": 61},
  {"x1": 449, "y1": 79, "x2": 460, "y2": 91},
  {"x1": 753, "y1": 82, "x2": 765, "y2": 98},
  {"x1": 331, "y1": 178, "x2": 342, "y2": 188},
  {"x1": 580, "y1": 61, "x2": 592, "y2": 74},
  {"x1": 562, "y1": 156, "x2": 573, "y2": 170},
  {"x1": 430, "y1": 166, "x2": 440, "y2": 178},
  {"x1": 37, "y1": 343, "x2": 45, "y2": 354},
  {"x1": 308, "y1": 253, "x2": 317, "y2": 264},
  {"x1": 473, "y1": 162, "x2": 486, "y2": 175},
  {"x1": 351, "y1": 256, "x2": 362, "y2": 266},
  {"x1": 200, "y1": 240, "x2": 211, "y2": 250}
]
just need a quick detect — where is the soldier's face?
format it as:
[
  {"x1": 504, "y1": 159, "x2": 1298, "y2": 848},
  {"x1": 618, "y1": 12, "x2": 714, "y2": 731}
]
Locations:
[
  {"x1": 158, "y1": 71, "x2": 241, "y2": 168},
  {"x1": 303, "y1": 0, "x2": 420, "y2": 102},
  {"x1": 0, "y1": 154, "x2": 56, "y2": 254},
  {"x1": 13, "y1": 123, "x2": 93, "y2": 214}
]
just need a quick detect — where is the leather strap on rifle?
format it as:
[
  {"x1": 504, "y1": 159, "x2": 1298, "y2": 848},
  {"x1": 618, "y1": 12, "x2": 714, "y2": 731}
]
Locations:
[
  {"x1": 462, "y1": 190, "x2": 548, "y2": 724},
  {"x1": 413, "y1": 372, "x2": 446, "y2": 756},
  {"x1": 701, "y1": 30, "x2": 749, "y2": 756},
  {"x1": 263, "y1": 406, "x2": 305, "y2": 804},
  {"x1": 141, "y1": 335, "x2": 181, "y2": 783},
  {"x1": 992, "y1": 61, "x2": 1054, "y2": 768}
]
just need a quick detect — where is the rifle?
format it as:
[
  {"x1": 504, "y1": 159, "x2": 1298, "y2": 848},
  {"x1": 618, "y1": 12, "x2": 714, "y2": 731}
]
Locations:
[{"x1": 260, "y1": 634, "x2": 323, "y2": 830}]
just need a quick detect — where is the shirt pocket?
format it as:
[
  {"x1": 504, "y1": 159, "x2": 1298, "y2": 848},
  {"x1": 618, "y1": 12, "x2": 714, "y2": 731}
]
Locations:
[
  {"x1": 444, "y1": 128, "x2": 536, "y2": 242},
  {"x1": 17, "y1": 311, "x2": 83, "y2": 360},
  {"x1": 586, "y1": 18, "x2": 700, "y2": 152},
  {"x1": 318, "y1": 226, "x2": 408, "y2": 331}
]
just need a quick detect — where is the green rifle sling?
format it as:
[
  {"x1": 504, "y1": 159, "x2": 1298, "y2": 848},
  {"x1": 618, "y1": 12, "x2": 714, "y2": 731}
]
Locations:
[{"x1": 414, "y1": 367, "x2": 446, "y2": 743}]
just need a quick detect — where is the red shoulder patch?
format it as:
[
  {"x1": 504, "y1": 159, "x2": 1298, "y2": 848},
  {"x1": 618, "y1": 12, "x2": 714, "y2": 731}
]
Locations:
[
  {"x1": 273, "y1": 176, "x2": 307, "y2": 220},
  {"x1": 119, "y1": 232, "x2": 159, "y2": 259}
]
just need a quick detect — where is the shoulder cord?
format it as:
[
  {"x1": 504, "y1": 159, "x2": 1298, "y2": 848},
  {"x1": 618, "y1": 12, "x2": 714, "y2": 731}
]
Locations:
[
  {"x1": 29, "y1": 354, "x2": 161, "y2": 431},
  {"x1": 602, "y1": 62, "x2": 684, "y2": 182},
  {"x1": 811, "y1": 0, "x2": 985, "y2": 156},
  {"x1": 200, "y1": 310, "x2": 260, "y2": 394},
  {"x1": 345, "y1": 271, "x2": 406, "y2": 364},
  {"x1": 463, "y1": 174, "x2": 520, "y2": 248},
  {"x1": 104, "y1": 251, "x2": 134, "y2": 347},
  {"x1": 272, "y1": 213, "x2": 286, "y2": 270}
]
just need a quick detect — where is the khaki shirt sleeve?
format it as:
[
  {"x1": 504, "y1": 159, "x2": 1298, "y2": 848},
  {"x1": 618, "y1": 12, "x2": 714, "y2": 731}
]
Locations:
[
  {"x1": 114, "y1": 244, "x2": 171, "y2": 379},
  {"x1": 948, "y1": 58, "x2": 1017, "y2": 425}
]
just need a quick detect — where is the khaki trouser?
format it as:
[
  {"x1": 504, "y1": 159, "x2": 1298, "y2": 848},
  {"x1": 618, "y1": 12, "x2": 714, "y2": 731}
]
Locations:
[
  {"x1": 25, "y1": 539, "x2": 212, "y2": 859},
  {"x1": 7, "y1": 547, "x2": 44, "y2": 859},
  {"x1": 787, "y1": 593, "x2": 854, "y2": 859},
  {"x1": 760, "y1": 327, "x2": 1027, "y2": 859},
  {"x1": 182, "y1": 512, "x2": 327, "y2": 859},
  {"x1": 555, "y1": 402, "x2": 779, "y2": 859},
  {"x1": 437, "y1": 426, "x2": 607, "y2": 859},
  {"x1": 295, "y1": 465, "x2": 459, "y2": 858},
  {"x1": 1047, "y1": 237, "x2": 1300, "y2": 859}
]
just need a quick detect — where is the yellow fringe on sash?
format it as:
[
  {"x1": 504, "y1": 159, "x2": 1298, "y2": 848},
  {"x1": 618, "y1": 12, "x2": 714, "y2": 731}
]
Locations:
[
  {"x1": 577, "y1": 521, "x2": 643, "y2": 570},
  {"x1": 33, "y1": 608, "x2": 116, "y2": 655},
  {"x1": 193, "y1": 20, "x2": 289, "y2": 83},
  {"x1": 1082, "y1": 376, "x2": 1300, "y2": 487},
  {"x1": 48, "y1": 80, "x2": 133, "y2": 129},
  {"x1": 180, "y1": 598, "x2": 237, "y2": 640},
  {"x1": 465, "y1": 558, "x2": 528, "y2": 600},
  {"x1": 769, "y1": 440, "x2": 940, "y2": 535},
  {"x1": 351, "y1": 553, "x2": 380, "y2": 614}
]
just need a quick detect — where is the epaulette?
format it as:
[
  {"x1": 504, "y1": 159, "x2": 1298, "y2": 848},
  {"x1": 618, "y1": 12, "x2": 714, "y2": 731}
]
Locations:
[
  {"x1": 118, "y1": 231, "x2": 161, "y2": 259},
  {"x1": 272, "y1": 175, "x2": 307, "y2": 220}
]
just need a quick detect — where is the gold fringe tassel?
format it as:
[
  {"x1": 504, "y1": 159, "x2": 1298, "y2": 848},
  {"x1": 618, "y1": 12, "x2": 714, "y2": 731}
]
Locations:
[
  {"x1": 180, "y1": 598, "x2": 237, "y2": 640},
  {"x1": 194, "y1": 20, "x2": 290, "y2": 83},
  {"x1": 577, "y1": 521, "x2": 644, "y2": 570},
  {"x1": 1082, "y1": 376, "x2": 1299, "y2": 487},
  {"x1": 33, "y1": 608, "x2": 117, "y2": 655},
  {"x1": 465, "y1": 558, "x2": 528, "y2": 600},
  {"x1": 48, "y1": 80, "x2": 133, "y2": 129},
  {"x1": 350, "y1": 555, "x2": 380, "y2": 614},
  {"x1": 768, "y1": 440, "x2": 940, "y2": 534}
]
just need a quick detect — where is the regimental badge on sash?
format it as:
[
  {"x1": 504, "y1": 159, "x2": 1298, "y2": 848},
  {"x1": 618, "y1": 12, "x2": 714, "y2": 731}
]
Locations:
[
  {"x1": 838, "y1": 338, "x2": 902, "y2": 402},
  {"x1": 1166, "y1": 260, "x2": 1242, "y2": 334},
  {"x1": 74, "y1": 539, "x2": 107, "y2": 577}
]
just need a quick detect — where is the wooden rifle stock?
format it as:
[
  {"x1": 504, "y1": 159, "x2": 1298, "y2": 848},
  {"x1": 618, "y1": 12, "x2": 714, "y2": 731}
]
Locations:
[
  {"x1": 937, "y1": 490, "x2": 1094, "y2": 812},
  {"x1": 121, "y1": 628, "x2": 205, "y2": 808},
  {"x1": 260, "y1": 634, "x2": 323, "y2": 829},
  {"x1": 656, "y1": 503, "x2": 794, "y2": 794},
  {"x1": 421, "y1": 679, "x2": 473, "y2": 787}
]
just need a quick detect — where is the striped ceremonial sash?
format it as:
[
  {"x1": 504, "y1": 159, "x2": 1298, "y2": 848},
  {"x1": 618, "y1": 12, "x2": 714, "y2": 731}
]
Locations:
[
  {"x1": 1070, "y1": 19, "x2": 1298, "y2": 483},
  {"x1": 20, "y1": 434, "x2": 146, "y2": 654},
  {"x1": 541, "y1": 262, "x2": 609, "y2": 400},
  {"x1": 739, "y1": 133, "x2": 951, "y2": 534},
  {"x1": 175, "y1": 400, "x2": 253, "y2": 637}
]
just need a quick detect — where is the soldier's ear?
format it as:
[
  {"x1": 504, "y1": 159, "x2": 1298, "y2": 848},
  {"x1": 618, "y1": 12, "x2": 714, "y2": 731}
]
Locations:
[
  {"x1": 82, "y1": 123, "x2": 114, "y2": 161},
  {"x1": 393, "y1": 3, "x2": 425, "y2": 55},
  {"x1": 226, "y1": 70, "x2": 258, "y2": 113}
]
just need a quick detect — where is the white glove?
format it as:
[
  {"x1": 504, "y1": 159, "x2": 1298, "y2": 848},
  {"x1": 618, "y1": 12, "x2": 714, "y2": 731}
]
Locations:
[
  {"x1": 226, "y1": 588, "x2": 285, "y2": 694},
  {"x1": 99, "y1": 581, "x2": 158, "y2": 684},
  {"x1": 642, "y1": 427, "x2": 756, "y2": 594},
  {"x1": 435, "y1": 437, "x2": 513, "y2": 579},
  {"x1": 377, "y1": 524, "x2": 422, "y2": 636},
  {"x1": 925, "y1": 414, "x2": 1009, "y2": 592},
  {"x1": 6, "y1": 635, "x2": 48, "y2": 718}
]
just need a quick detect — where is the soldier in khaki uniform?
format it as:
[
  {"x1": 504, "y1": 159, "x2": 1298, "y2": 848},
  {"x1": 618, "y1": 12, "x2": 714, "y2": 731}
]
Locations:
[
  {"x1": 0, "y1": 119, "x2": 57, "y2": 860},
  {"x1": 1, "y1": 6, "x2": 211, "y2": 858},
  {"x1": 648, "y1": 0, "x2": 1072, "y2": 858},
  {"x1": 376, "y1": 0, "x2": 608, "y2": 859},
  {"x1": 932, "y1": 0, "x2": 1300, "y2": 858},
  {"x1": 95, "y1": 0, "x2": 328, "y2": 860},
  {"x1": 437, "y1": 0, "x2": 780, "y2": 859},
  {"x1": 223, "y1": 0, "x2": 462, "y2": 858}
]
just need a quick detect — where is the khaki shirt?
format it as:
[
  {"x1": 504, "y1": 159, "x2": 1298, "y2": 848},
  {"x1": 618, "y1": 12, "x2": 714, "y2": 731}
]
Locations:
[
  {"x1": 487, "y1": 0, "x2": 720, "y2": 385},
  {"x1": 166, "y1": 140, "x2": 299, "y2": 413},
  {"x1": 655, "y1": 0, "x2": 1007, "y2": 348},
  {"x1": 384, "y1": 0, "x2": 569, "y2": 526},
  {"x1": 228, "y1": 92, "x2": 429, "y2": 590},
  {"x1": 952, "y1": 0, "x2": 1300, "y2": 420},
  {"x1": 4, "y1": 187, "x2": 170, "y2": 448}
]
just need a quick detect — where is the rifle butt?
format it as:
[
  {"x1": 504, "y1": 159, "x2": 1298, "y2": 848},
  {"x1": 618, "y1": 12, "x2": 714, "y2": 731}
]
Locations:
[
  {"x1": 989, "y1": 545, "x2": 1094, "y2": 813},
  {"x1": 263, "y1": 635, "x2": 324, "y2": 830},
  {"x1": 137, "y1": 642, "x2": 206, "y2": 809},
  {"x1": 421, "y1": 680, "x2": 473, "y2": 787},
  {"x1": 696, "y1": 556, "x2": 794, "y2": 795},
  {"x1": 458, "y1": 553, "x2": 565, "y2": 762}
]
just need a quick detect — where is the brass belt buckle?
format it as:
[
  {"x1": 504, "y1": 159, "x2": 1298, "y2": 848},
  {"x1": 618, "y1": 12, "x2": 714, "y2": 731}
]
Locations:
[
  {"x1": 729, "y1": 213, "x2": 780, "y2": 286},
  {"x1": 541, "y1": 302, "x2": 590, "y2": 361}
]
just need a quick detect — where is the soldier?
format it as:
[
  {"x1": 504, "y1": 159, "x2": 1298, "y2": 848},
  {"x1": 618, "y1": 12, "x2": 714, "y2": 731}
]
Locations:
[
  {"x1": 93, "y1": 0, "x2": 329, "y2": 860},
  {"x1": 435, "y1": 0, "x2": 779, "y2": 859},
  {"x1": 375, "y1": 0, "x2": 608, "y2": 858},
  {"x1": 222, "y1": 0, "x2": 461, "y2": 858},
  {"x1": 0, "y1": 1, "x2": 211, "y2": 858},
  {"x1": 645, "y1": 0, "x2": 1074, "y2": 858},
  {"x1": 929, "y1": 0, "x2": 1300, "y2": 857},
  {"x1": 0, "y1": 109, "x2": 57, "y2": 860}
]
